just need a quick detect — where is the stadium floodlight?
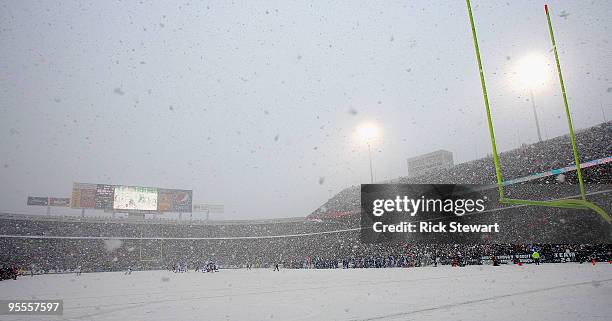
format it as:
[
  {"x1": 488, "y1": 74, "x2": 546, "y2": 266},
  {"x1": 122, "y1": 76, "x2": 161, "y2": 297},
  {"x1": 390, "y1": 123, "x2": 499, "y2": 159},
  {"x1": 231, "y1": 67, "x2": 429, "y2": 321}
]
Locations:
[
  {"x1": 517, "y1": 53, "x2": 549, "y2": 142},
  {"x1": 517, "y1": 53, "x2": 548, "y2": 90},
  {"x1": 465, "y1": 0, "x2": 610, "y2": 223},
  {"x1": 357, "y1": 122, "x2": 380, "y2": 183},
  {"x1": 357, "y1": 122, "x2": 380, "y2": 143}
]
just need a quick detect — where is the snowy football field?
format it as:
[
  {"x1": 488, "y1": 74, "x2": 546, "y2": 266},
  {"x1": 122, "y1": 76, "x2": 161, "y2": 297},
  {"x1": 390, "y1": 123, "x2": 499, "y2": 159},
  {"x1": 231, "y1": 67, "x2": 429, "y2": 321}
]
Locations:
[{"x1": 1, "y1": 264, "x2": 610, "y2": 321}]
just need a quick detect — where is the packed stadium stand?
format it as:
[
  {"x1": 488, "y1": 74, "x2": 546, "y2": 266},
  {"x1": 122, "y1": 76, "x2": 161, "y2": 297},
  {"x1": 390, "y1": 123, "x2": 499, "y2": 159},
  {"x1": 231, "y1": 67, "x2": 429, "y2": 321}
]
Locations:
[
  {"x1": 1, "y1": 122, "x2": 611, "y2": 273},
  {"x1": 310, "y1": 121, "x2": 611, "y2": 219}
]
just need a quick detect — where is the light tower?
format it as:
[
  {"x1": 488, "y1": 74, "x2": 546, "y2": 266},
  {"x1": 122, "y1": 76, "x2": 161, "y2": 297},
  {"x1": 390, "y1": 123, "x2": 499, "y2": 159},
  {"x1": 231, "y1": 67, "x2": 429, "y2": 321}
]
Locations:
[
  {"x1": 357, "y1": 123, "x2": 381, "y2": 183},
  {"x1": 516, "y1": 53, "x2": 549, "y2": 142}
]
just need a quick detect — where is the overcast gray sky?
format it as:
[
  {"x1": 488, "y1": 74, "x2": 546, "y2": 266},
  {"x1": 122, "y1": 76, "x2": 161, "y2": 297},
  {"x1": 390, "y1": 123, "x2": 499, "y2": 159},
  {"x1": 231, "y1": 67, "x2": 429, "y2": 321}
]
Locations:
[{"x1": 1, "y1": 0, "x2": 610, "y2": 219}]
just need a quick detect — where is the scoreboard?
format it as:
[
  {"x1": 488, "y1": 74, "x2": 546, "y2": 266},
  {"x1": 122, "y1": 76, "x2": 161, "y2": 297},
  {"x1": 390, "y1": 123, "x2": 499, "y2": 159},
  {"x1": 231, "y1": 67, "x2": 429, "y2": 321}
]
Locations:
[
  {"x1": 113, "y1": 186, "x2": 158, "y2": 211},
  {"x1": 71, "y1": 182, "x2": 192, "y2": 213}
]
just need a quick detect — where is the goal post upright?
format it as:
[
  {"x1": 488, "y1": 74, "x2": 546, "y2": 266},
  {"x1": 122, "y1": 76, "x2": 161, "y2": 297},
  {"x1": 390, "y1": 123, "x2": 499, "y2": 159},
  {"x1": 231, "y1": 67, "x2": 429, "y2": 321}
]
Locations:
[
  {"x1": 465, "y1": 0, "x2": 610, "y2": 223},
  {"x1": 465, "y1": 0, "x2": 505, "y2": 200},
  {"x1": 544, "y1": 4, "x2": 586, "y2": 200}
]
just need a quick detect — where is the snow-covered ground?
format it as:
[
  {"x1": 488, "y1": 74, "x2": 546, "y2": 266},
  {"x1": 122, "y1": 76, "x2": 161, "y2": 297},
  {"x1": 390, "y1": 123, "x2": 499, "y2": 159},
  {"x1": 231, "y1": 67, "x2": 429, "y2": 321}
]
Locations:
[{"x1": 1, "y1": 264, "x2": 610, "y2": 321}]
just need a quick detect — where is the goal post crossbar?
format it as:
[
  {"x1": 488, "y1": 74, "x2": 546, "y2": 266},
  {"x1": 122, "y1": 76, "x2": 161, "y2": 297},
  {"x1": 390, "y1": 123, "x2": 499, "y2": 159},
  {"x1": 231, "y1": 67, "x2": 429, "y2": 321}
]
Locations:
[{"x1": 465, "y1": 0, "x2": 610, "y2": 223}]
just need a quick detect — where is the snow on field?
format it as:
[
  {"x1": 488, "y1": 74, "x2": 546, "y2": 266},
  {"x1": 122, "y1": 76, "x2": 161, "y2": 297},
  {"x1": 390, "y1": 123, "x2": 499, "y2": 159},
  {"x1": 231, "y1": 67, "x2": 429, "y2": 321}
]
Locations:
[{"x1": 0, "y1": 264, "x2": 611, "y2": 321}]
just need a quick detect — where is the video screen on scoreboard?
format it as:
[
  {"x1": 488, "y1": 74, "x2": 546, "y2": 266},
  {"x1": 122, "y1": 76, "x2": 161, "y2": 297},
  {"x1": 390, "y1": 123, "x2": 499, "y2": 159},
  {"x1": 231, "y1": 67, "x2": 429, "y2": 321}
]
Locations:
[{"x1": 113, "y1": 186, "x2": 158, "y2": 211}]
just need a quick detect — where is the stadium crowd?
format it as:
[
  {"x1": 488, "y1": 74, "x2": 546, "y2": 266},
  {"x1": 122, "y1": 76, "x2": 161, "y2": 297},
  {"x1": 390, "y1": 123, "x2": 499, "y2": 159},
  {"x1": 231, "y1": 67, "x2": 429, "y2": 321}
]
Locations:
[
  {"x1": 1, "y1": 122, "x2": 611, "y2": 275},
  {"x1": 1, "y1": 231, "x2": 610, "y2": 274}
]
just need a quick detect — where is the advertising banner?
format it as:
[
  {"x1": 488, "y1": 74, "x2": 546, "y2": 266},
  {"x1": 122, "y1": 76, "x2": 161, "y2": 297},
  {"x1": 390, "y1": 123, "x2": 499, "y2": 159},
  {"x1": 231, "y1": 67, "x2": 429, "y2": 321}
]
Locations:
[
  {"x1": 27, "y1": 197, "x2": 49, "y2": 206},
  {"x1": 171, "y1": 190, "x2": 192, "y2": 212},
  {"x1": 95, "y1": 184, "x2": 114, "y2": 209},
  {"x1": 80, "y1": 189, "x2": 96, "y2": 208},
  {"x1": 193, "y1": 204, "x2": 224, "y2": 213},
  {"x1": 71, "y1": 183, "x2": 96, "y2": 208},
  {"x1": 49, "y1": 198, "x2": 70, "y2": 207},
  {"x1": 157, "y1": 189, "x2": 173, "y2": 212}
]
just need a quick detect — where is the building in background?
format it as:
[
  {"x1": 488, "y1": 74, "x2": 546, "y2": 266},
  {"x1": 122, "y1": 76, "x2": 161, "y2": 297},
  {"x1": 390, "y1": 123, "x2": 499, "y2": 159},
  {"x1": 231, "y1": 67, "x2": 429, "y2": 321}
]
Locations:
[{"x1": 406, "y1": 150, "x2": 454, "y2": 178}]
